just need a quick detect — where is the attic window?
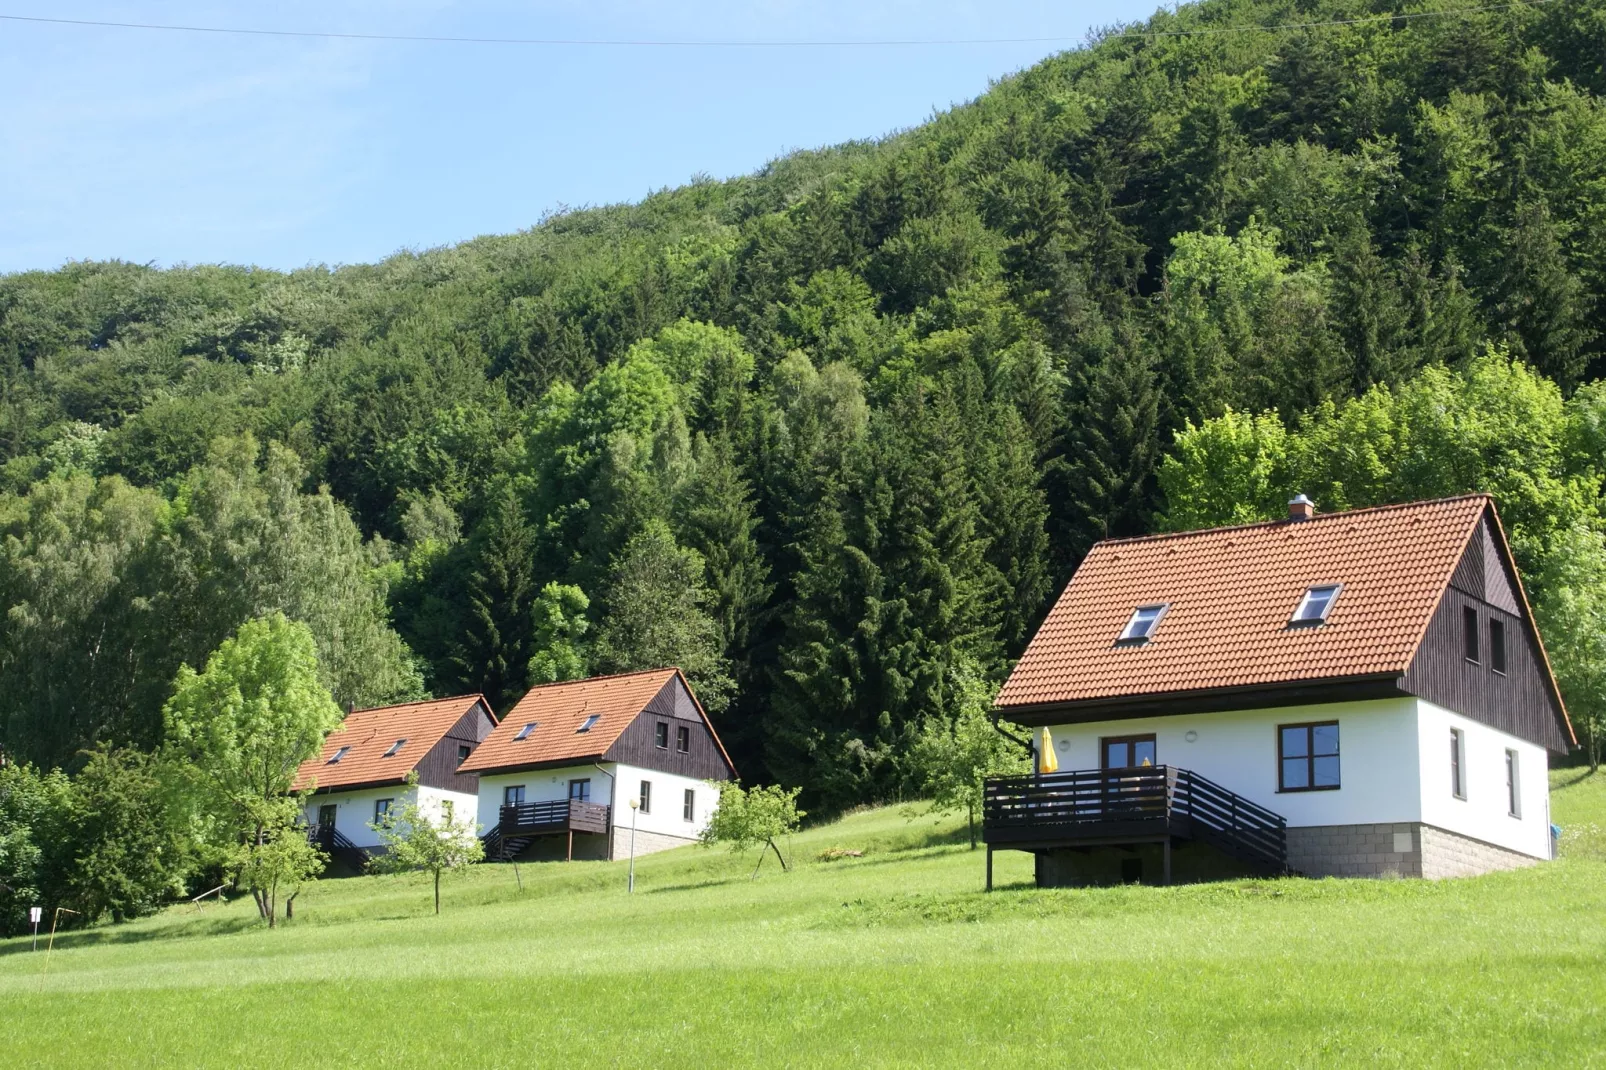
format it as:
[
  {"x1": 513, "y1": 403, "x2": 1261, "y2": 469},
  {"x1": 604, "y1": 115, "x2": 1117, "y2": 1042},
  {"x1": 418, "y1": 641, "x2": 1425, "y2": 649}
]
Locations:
[
  {"x1": 1290, "y1": 584, "x2": 1342, "y2": 626},
  {"x1": 513, "y1": 722, "x2": 538, "y2": 741},
  {"x1": 382, "y1": 738, "x2": 407, "y2": 758},
  {"x1": 326, "y1": 746, "x2": 350, "y2": 764},
  {"x1": 577, "y1": 714, "x2": 601, "y2": 733},
  {"x1": 1118, "y1": 604, "x2": 1169, "y2": 644}
]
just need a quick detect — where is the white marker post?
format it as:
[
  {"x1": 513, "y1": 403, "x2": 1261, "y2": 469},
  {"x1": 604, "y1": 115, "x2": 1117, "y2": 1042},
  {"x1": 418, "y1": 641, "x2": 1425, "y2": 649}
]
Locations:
[{"x1": 29, "y1": 906, "x2": 41, "y2": 951}]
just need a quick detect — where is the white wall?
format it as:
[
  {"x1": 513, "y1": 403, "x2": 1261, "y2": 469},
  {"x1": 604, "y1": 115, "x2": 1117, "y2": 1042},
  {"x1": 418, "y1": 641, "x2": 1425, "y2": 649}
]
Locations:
[
  {"x1": 475, "y1": 763, "x2": 717, "y2": 843},
  {"x1": 1045, "y1": 697, "x2": 1424, "y2": 828},
  {"x1": 303, "y1": 784, "x2": 478, "y2": 848},
  {"x1": 1415, "y1": 700, "x2": 1551, "y2": 859},
  {"x1": 611, "y1": 762, "x2": 716, "y2": 841}
]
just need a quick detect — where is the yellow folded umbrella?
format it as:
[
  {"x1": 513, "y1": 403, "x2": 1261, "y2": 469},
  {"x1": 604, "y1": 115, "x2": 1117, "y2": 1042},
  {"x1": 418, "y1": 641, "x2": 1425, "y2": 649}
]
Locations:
[{"x1": 1038, "y1": 727, "x2": 1059, "y2": 774}]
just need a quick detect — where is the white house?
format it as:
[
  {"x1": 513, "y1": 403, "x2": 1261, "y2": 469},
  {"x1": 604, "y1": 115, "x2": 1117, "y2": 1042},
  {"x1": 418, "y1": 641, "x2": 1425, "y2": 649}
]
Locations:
[
  {"x1": 986, "y1": 494, "x2": 1575, "y2": 885},
  {"x1": 457, "y1": 668, "x2": 737, "y2": 862},
  {"x1": 293, "y1": 694, "x2": 497, "y2": 857}
]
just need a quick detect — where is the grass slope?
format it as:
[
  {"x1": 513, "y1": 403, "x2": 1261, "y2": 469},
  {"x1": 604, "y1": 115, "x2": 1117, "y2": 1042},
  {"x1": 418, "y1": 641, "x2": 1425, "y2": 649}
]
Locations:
[{"x1": 3, "y1": 770, "x2": 1604, "y2": 1068}]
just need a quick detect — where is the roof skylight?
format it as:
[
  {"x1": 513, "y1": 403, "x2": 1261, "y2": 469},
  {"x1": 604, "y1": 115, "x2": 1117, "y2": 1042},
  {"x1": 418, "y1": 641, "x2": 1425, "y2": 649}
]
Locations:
[
  {"x1": 513, "y1": 722, "x2": 538, "y2": 741},
  {"x1": 1118, "y1": 604, "x2": 1169, "y2": 644},
  {"x1": 577, "y1": 714, "x2": 601, "y2": 733},
  {"x1": 1291, "y1": 584, "x2": 1342, "y2": 626},
  {"x1": 382, "y1": 738, "x2": 407, "y2": 757},
  {"x1": 326, "y1": 746, "x2": 351, "y2": 764}
]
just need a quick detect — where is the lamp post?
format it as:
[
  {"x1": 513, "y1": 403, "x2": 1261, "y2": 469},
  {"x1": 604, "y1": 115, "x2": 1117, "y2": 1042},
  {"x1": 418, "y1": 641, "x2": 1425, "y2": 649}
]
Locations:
[{"x1": 628, "y1": 797, "x2": 639, "y2": 895}]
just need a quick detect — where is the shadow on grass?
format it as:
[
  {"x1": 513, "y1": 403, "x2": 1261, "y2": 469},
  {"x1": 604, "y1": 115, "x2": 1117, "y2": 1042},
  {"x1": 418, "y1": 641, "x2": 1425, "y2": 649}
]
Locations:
[
  {"x1": 1558, "y1": 767, "x2": 1599, "y2": 790},
  {"x1": 0, "y1": 912, "x2": 260, "y2": 958}
]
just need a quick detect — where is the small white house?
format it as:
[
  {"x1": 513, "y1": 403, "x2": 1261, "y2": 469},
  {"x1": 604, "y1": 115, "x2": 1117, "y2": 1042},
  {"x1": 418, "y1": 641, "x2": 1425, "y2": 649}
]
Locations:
[
  {"x1": 293, "y1": 694, "x2": 497, "y2": 855},
  {"x1": 986, "y1": 494, "x2": 1575, "y2": 884},
  {"x1": 458, "y1": 668, "x2": 736, "y2": 862}
]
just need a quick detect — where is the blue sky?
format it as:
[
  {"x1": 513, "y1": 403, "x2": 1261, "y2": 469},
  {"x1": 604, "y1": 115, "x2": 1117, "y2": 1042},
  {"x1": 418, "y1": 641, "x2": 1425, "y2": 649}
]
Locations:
[{"x1": 0, "y1": 2, "x2": 1152, "y2": 272}]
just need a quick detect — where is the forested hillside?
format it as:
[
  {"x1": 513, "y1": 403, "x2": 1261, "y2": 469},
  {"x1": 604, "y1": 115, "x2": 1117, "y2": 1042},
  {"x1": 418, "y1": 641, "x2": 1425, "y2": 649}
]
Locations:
[{"x1": 6, "y1": 0, "x2": 1606, "y2": 809}]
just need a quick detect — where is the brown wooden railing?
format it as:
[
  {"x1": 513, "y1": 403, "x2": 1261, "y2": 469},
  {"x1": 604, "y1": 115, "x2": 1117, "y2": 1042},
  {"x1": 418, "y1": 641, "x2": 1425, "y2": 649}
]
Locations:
[
  {"x1": 499, "y1": 800, "x2": 610, "y2": 837},
  {"x1": 982, "y1": 766, "x2": 1287, "y2": 870}
]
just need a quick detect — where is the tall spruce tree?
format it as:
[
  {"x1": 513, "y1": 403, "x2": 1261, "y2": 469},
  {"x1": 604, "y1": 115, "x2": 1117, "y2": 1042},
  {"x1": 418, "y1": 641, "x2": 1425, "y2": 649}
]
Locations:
[{"x1": 451, "y1": 488, "x2": 537, "y2": 713}]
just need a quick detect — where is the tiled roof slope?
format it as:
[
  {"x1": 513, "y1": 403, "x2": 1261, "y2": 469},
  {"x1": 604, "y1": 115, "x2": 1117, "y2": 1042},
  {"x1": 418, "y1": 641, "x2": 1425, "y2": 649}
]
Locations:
[
  {"x1": 293, "y1": 695, "x2": 490, "y2": 793},
  {"x1": 996, "y1": 496, "x2": 1491, "y2": 710},
  {"x1": 458, "y1": 668, "x2": 680, "y2": 774}
]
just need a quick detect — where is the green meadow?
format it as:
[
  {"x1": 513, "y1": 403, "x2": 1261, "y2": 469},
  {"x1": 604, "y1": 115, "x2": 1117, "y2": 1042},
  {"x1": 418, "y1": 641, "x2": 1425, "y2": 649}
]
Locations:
[{"x1": 2, "y1": 769, "x2": 1603, "y2": 1068}]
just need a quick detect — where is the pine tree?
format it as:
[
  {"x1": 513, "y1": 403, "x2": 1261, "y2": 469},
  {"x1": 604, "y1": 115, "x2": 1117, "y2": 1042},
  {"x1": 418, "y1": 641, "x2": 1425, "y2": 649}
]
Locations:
[
  {"x1": 673, "y1": 433, "x2": 773, "y2": 657},
  {"x1": 1056, "y1": 339, "x2": 1162, "y2": 566},
  {"x1": 450, "y1": 488, "x2": 537, "y2": 713}
]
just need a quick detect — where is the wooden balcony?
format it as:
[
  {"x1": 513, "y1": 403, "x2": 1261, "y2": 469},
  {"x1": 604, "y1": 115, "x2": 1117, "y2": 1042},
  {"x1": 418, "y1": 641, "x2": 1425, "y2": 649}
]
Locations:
[
  {"x1": 499, "y1": 800, "x2": 610, "y2": 836},
  {"x1": 484, "y1": 800, "x2": 611, "y2": 862},
  {"x1": 981, "y1": 766, "x2": 1288, "y2": 886}
]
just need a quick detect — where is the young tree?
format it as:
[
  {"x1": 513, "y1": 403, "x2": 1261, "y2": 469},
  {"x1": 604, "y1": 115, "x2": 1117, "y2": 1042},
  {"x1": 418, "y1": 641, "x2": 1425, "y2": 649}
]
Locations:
[
  {"x1": 369, "y1": 778, "x2": 485, "y2": 914},
  {"x1": 228, "y1": 795, "x2": 326, "y2": 929},
  {"x1": 527, "y1": 582, "x2": 591, "y2": 685},
  {"x1": 162, "y1": 613, "x2": 343, "y2": 925},
  {"x1": 909, "y1": 670, "x2": 1029, "y2": 848},
  {"x1": 699, "y1": 782, "x2": 804, "y2": 877}
]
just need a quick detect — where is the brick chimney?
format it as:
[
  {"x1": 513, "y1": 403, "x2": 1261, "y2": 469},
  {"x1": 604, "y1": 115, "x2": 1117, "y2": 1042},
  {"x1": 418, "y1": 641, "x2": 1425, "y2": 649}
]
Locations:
[{"x1": 1288, "y1": 494, "x2": 1315, "y2": 522}]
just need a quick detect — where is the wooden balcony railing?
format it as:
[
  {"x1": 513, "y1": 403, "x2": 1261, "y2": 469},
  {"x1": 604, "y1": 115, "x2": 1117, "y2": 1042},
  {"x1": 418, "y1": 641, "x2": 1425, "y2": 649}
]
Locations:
[
  {"x1": 499, "y1": 800, "x2": 610, "y2": 837},
  {"x1": 982, "y1": 766, "x2": 1287, "y2": 870}
]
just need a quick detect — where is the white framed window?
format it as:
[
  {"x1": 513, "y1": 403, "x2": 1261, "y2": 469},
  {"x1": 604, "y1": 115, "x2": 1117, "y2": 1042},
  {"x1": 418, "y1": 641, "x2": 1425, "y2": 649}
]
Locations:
[
  {"x1": 682, "y1": 788, "x2": 696, "y2": 822},
  {"x1": 1451, "y1": 729, "x2": 1466, "y2": 800},
  {"x1": 1118, "y1": 604, "x2": 1169, "y2": 643},
  {"x1": 1506, "y1": 749, "x2": 1521, "y2": 818},
  {"x1": 1291, "y1": 584, "x2": 1342, "y2": 626},
  {"x1": 639, "y1": 780, "x2": 652, "y2": 814}
]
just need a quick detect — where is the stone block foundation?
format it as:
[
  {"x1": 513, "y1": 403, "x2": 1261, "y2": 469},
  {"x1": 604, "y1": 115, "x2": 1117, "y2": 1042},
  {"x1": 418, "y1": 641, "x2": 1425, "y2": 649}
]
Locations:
[
  {"x1": 608, "y1": 827, "x2": 699, "y2": 862},
  {"x1": 1286, "y1": 822, "x2": 1540, "y2": 879}
]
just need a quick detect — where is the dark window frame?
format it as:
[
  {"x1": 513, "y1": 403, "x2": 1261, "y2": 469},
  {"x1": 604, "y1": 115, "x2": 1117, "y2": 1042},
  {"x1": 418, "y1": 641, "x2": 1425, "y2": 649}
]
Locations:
[
  {"x1": 382, "y1": 738, "x2": 407, "y2": 758},
  {"x1": 327, "y1": 746, "x2": 350, "y2": 764},
  {"x1": 1506, "y1": 749, "x2": 1521, "y2": 818},
  {"x1": 1490, "y1": 618, "x2": 1507, "y2": 675},
  {"x1": 374, "y1": 798, "x2": 394, "y2": 822},
  {"x1": 1463, "y1": 606, "x2": 1480, "y2": 664},
  {"x1": 504, "y1": 785, "x2": 525, "y2": 806},
  {"x1": 568, "y1": 778, "x2": 591, "y2": 802},
  {"x1": 1277, "y1": 721, "x2": 1341, "y2": 793},
  {"x1": 1450, "y1": 728, "x2": 1465, "y2": 800},
  {"x1": 576, "y1": 714, "x2": 601, "y2": 733},
  {"x1": 457, "y1": 743, "x2": 472, "y2": 763},
  {"x1": 1100, "y1": 734, "x2": 1157, "y2": 770},
  {"x1": 682, "y1": 788, "x2": 695, "y2": 822},
  {"x1": 654, "y1": 721, "x2": 670, "y2": 749},
  {"x1": 639, "y1": 779, "x2": 652, "y2": 814},
  {"x1": 676, "y1": 724, "x2": 691, "y2": 754}
]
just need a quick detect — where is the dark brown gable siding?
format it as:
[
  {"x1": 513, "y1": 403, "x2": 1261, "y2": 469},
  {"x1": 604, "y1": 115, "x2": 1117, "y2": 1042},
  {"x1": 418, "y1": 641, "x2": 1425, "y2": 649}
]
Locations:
[
  {"x1": 415, "y1": 700, "x2": 497, "y2": 793},
  {"x1": 603, "y1": 676, "x2": 734, "y2": 780},
  {"x1": 1401, "y1": 524, "x2": 1569, "y2": 752}
]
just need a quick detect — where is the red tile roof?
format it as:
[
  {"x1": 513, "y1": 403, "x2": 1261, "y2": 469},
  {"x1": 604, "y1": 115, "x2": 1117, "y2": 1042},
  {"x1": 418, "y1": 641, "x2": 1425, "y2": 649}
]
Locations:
[
  {"x1": 997, "y1": 496, "x2": 1495, "y2": 710},
  {"x1": 293, "y1": 695, "x2": 490, "y2": 793},
  {"x1": 459, "y1": 668, "x2": 729, "y2": 775}
]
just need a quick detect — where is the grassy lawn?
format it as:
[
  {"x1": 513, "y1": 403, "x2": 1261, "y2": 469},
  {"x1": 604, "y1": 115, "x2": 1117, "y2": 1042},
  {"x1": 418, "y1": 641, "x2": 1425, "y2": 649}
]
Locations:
[{"x1": 2, "y1": 770, "x2": 1604, "y2": 1068}]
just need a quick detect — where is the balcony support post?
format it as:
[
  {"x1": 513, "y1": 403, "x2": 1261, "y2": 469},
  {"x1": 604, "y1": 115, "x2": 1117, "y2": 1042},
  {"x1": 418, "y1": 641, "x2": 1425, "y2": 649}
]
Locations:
[
  {"x1": 1163, "y1": 837, "x2": 1172, "y2": 886},
  {"x1": 985, "y1": 845, "x2": 994, "y2": 892}
]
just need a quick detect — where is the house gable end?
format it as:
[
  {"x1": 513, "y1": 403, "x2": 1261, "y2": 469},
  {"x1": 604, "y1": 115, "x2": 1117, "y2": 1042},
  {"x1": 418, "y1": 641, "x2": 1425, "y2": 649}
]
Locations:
[
  {"x1": 603, "y1": 675, "x2": 735, "y2": 780},
  {"x1": 415, "y1": 699, "x2": 497, "y2": 793},
  {"x1": 1402, "y1": 507, "x2": 1570, "y2": 753}
]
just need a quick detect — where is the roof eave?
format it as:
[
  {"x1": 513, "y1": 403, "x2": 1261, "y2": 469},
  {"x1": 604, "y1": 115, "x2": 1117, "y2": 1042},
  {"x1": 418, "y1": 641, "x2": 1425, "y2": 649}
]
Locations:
[{"x1": 995, "y1": 671, "x2": 1407, "y2": 726}]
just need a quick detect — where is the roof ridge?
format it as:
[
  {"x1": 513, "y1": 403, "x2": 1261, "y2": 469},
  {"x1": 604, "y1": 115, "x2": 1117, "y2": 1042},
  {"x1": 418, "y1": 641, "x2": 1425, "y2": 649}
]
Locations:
[
  {"x1": 518, "y1": 667, "x2": 679, "y2": 692},
  {"x1": 348, "y1": 693, "x2": 485, "y2": 717},
  {"x1": 1093, "y1": 494, "x2": 1490, "y2": 549}
]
